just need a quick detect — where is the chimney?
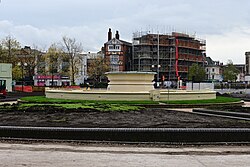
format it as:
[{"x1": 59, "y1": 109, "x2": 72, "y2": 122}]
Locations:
[
  {"x1": 115, "y1": 30, "x2": 120, "y2": 40},
  {"x1": 108, "y1": 28, "x2": 112, "y2": 41}
]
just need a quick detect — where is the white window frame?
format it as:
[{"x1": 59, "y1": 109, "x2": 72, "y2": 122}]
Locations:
[
  {"x1": 108, "y1": 45, "x2": 114, "y2": 50},
  {"x1": 115, "y1": 45, "x2": 121, "y2": 50}
]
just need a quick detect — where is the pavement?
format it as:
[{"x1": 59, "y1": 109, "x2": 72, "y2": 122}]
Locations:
[
  {"x1": 168, "y1": 108, "x2": 194, "y2": 112},
  {"x1": 215, "y1": 89, "x2": 250, "y2": 95},
  {"x1": 243, "y1": 101, "x2": 250, "y2": 107},
  {"x1": 0, "y1": 143, "x2": 250, "y2": 167},
  {"x1": 0, "y1": 101, "x2": 17, "y2": 105}
]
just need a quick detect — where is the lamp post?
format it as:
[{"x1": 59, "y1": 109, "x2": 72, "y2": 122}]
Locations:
[
  {"x1": 138, "y1": 54, "x2": 141, "y2": 71},
  {"x1": 169, "y1": 48, "x2": 174, "y2": 82},
  {"x1": 83, "y1": 53, "x2": 87, "y2": 84},
  {"x1": 157, "y1": 32, "x2": 160, "y2": 87},
  {"x1": 18, "y1": 62, "x2": 27, "y2": 92},
  {"x1": 167, "y1": 48, "x2": 174, "y2": 103},
  {"x1": 51, "y1": 62, "x2": 54, "y2": 87},
  {"x1": 151, "y1": 64, "x2": 161, "y2": 88}
]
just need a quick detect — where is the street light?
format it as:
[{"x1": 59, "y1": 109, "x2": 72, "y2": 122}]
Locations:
[
  {"x1": 167, "y1": 37, "x2": 175, "y2": 103},
  {"x1": 18, "y1": 62, "x2": 27, "y2": 92},
  {"x1": 138, "y1": 54, "x2": 141, "y2": 71},
  {"x1": 157, "y1": 33, "x2": 160, "y2": 86},
  {"x1": 169, "y1": 48, "x2": 174, "y2": 82},
  {"x1": 168, "y1": 37, "x2": 175, "y2": 82},
  {"x1": 152, "y1": 64, "x2": 161, "y2": 87}
]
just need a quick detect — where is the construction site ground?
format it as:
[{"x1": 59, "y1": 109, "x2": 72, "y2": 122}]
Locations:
[
  {"x1": 0, "y1": 91, "x2": 249, "y2": 128},
  {"x1": 0, "y1": 106, "x2": 249, "y2": 128}
]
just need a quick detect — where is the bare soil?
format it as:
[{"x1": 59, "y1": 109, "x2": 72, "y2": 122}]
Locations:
[
  {"x1": 1, "y1": 92, "x2": 249, "y2": 128},
  {"x1": 0, "y1": 106, "x2": 250, "y2": 128}
]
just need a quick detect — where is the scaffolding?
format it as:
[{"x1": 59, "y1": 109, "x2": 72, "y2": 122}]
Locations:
[{"x1": 132, "y1": 31, "x2": 206, "y2": 82}]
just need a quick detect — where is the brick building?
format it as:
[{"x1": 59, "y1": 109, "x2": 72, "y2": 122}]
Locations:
[
  {"x1": 132, "y1": 31, "x2": 206, "y2": 82},
  {"x1": 103, "y1": 28, "x2": 132, "y2": 71}
]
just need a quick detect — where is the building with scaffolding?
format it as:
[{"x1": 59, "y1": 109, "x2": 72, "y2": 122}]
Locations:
[{"x1": 132, "y1": 31, "x2": 206, "y2": 84}]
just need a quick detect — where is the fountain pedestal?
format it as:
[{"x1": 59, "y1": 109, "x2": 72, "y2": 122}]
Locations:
[
  {"x1": 106, "y1": 71, "x2": 156, "y2": 92},
  {"x1": 46, "y1": 71, "x2": 216, "y2": 101}
]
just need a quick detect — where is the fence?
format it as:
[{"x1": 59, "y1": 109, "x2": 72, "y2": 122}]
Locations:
[{"x1": 186, "y1": 82, "x2": 214, "y2": 91}]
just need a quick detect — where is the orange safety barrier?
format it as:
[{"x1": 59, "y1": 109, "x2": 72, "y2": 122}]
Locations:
[
  {"x1": 66, "y1": 86, "x2": 81, "y2": 89},
  {"x1": 180, "y1": 86, "x2": 187, "y2": 90},
  {"x1": 14, "y1": 85, "x2": 33, "y2": 92}
]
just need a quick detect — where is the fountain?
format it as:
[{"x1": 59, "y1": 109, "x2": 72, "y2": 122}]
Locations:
[
  {"x1": 46, "y1": 71, "x2": 216, "y2": 101},
  {"x1": 106, "y1": 71, "x2": 155, "y2": 92}
]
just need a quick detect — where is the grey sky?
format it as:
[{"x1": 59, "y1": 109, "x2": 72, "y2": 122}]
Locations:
[{"x1": 1, "y1": 0, "x2": 250, "y2": 64}]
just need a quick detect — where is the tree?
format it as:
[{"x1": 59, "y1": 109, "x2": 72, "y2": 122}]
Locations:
[
  {"x1": 61, "y1": 36, "x2": 83, "y2": 85},
  {"x1": 15, "y1": 46, "x2": 44, "y2": 85},
  {"x1": 223, "y1": 60, "x2": 239, "y2": 82},
  {"x1": 0, "y1": 36, "x2": 22, "y2": 81},
  {"x1": 45, "y1": 43, "x2": 63, "y2": 86},
  {"x1": 188, "y1": 63, "x2": 206, "y2": 82},
  {"x1": 88, "y1": 56, "x2": 110, "y2": 84},
  {"x1": 12, "y1": 65, "x2": 22, "y2": 81},
  {"x1": 0, "y1": 35, "x2": 21, "y2": 63}
]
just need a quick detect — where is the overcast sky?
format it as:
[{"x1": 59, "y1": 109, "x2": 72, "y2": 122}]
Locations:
[{"x1": 1, "y1": 0, "x2": 250, "y2": 64}]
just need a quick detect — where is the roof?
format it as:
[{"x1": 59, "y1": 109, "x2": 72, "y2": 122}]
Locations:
[
  {"x1": 105, "y1": 38, "x2": 132, "y2": 46},
  {"x1": 119, "y1": 39, "x2": 132, "y2": 46}
]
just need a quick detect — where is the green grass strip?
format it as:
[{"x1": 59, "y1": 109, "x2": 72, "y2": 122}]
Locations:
[
  {"x1": 20, "y1": 96, "x2": 241, "y2": 105},
  {"x1": 18, "y1": 103, "x2": 144, "y2": 112},
  {"x1": 160, "y1": 96, "x2": 241, "y2": 104},
  {"x1": 20, "y1": 96, "x2": 158, "y2": 105}
]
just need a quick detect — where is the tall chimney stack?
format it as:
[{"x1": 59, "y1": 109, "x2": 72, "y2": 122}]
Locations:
[
  {"x1": 115, "y1": 30, "x2": 120, "y2": 40},
  {"x1": 108, "y1": 28, "x2": 112, "y2": 41}
]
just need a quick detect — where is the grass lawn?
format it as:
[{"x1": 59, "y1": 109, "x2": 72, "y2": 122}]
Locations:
[
  {"x1": 20, "y1": 96, "x2": 159, "y2": 105},
  {"x1": 161, "y1": 96, "x2": 241, "y2": 104},
  {"x1": 20, "y1": 96, "x2": 241, "y2": 105},
  {"x1": 18, "y1": 103, "x2": 143, "y2": 112},
  {"x1": 3, "y1": 96, "x2": 239, "y2": 112},
  {"x1": 19, "y1": 96, "x2": 149, "y2": 112}
]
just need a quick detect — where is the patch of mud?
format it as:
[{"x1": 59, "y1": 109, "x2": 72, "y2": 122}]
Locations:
[{"x1": 0, "y1": 106, "x2": 249, "y2": 128}]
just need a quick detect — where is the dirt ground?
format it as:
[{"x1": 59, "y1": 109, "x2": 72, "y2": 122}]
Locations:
[
  {"x1": 0, "y1": 106, "x2": 250, "y2": 128},
  {"x1": 0, "y1": 92, "x2": 249, "y2": 128}
]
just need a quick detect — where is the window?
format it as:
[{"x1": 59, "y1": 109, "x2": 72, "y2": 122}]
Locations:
[
  {"x1": 115, "y1": 45, "x2": 120, "y2": 50},
  {"x1": 108, "y1": 45, "x2": 120, "y2": 51},
  {"x1": 212, "y1": 68, "x2": 215, "y2": 72},
  {"x1": 108, "y1": 45, "x2": 114, "y2": 50},
  {"x1": 110, "y1": 55, "x2": 119, "y2": 64}
]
